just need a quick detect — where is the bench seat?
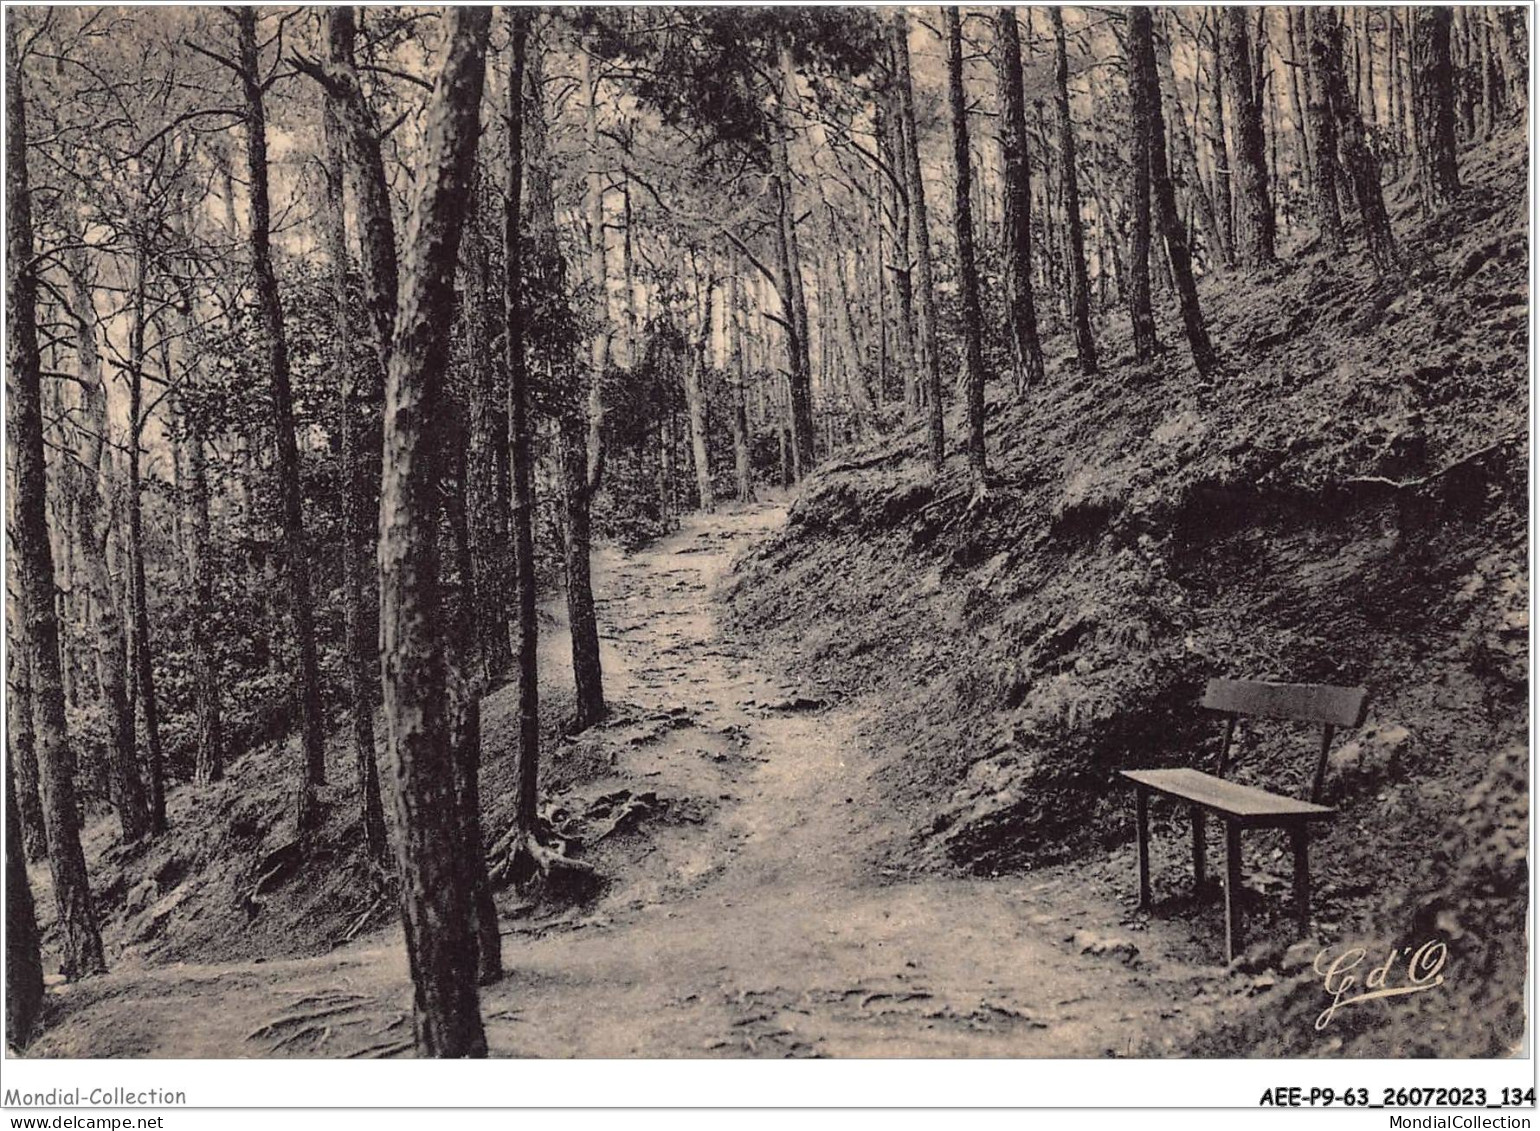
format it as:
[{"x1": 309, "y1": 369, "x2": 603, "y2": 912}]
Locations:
[{"x1": 1120, "y1": 768, "x2": 1335, "y2": 827}]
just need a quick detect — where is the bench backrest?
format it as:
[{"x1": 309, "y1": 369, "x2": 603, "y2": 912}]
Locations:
[
  {"x1": 1201, "y1": 678, "x2": 1369, "y2": 804},
  {"x1": 1201, "y1": 679, "x2": 1368, "y2": 728}
]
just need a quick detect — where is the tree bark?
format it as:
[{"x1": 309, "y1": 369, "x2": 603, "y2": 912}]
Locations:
[
  {"x1": 728, "y1": 264, "x2": 755, "y2": 503},
  {"x1": 526, "y1": 34, "x2": 606, "y2": 731},
  {"x1": 1051, "y1": 7, "x2": 1098, "y2": 375},
  {"x1": 236, "y1": 9, "x2": 326, "y2": 829},
  {"x1": 463, "y1": 185, "x2": 512, "y2": 680},
  {"x1": 5, "y1": 585, "x2": 47, "y2": 860},
  {"x1": 945, "y1": 8, "x2": 987, "y2": 486},
  {"x1": 1317, "y1": 7, "x2": 1400, "y2": 274},
  {"x1": 504, "y1": 11, "x2": 541, "y2": 855},
  {"x1": 1221, "y1": 7, "x2": 1276, "y2": 266},
  {"x1": 685, "y1": 263, "x2": 716, "y2": 511},
  {"x1": 319, "y1": 6, "x2": 387, "y2": 864},
  {"x1": 1132, "y1": 6, "x2": 1219, "y2": 378},
  {"x1": 61, "y1": 249, "x2": 149, "y2": 841},
  {"x1": 125, "y1": 255, "x2": 166, "y2": 833},
  {"x1": 1414, "y1": 7, "x2": 1461, "y2": 209},
  {"x1": 7, "y1": 34, "x2": 106, "y2": 980},
  {"x1": 1304, "y1": 6, "x2": 1348, "y2": 255},
  {"x1": 1156, "y1": 15, "x2": 1223, "y2": 275},
  {"x1": 377, "y1": 5, "x2": 492, "y2": 1058},
  {"x1": 5, "y1": 755, "x2": 44, "y2": 1048},
  {"x1": 1128, "y1": 16, "x2": 1158, "y2": 363},
  {"x1": 773, "y1": 43, "x2": 817, "y2": 477},
  {"x1": 1202, "y1": 13, "x2": 1236, "y2": 266},
  {"x1": 995, "y1": 8, "x2": 1046, "y2": 393},
  {"x1": 891, "y1": 11, "x2": 945, "y2": 473}
]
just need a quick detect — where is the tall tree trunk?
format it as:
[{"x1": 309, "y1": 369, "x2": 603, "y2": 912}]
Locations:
[
  {"x1": 582, "y1": 46, "x2": 609, "y2": 500},
  {"x1": 1157, "y1": 14, "x2": 1223, "y2": 274},
  {"x1": 684, "y1": 263, "x2": 716, "y2": 512},
  {"x1": 504, "y1": 11, "x2": 542, "y2": 861},
  {"x1": 1221, "y1": 7, "x2": 1276, "y2": 266},
  {"x1": 1203, "y1": 12, "x2": 1236, "y2": 265},
  {"x1": 236, "y1": 9, "x2": 326, "y2": 829},
  {"x1": 444, "y1": 394, "x2": 503, "y2": 987},
  {"x1": 462, "y1": 188, "x2": 512, "y2": 680},
  {"x1": 995, "y1": 8, "x2": 1046, "y2": 393},
  {"x1": 1286, "y1": 7, "x2": 1314, "y2": 187},
  {"x1": 1133, "y1": 6, "x2": 1218, "y2": 378},
  {"x1": 62, "y1": 249, "x2": 148, "y2": 841},
  {"x1": 5, "y1": 756, "x2": 44, "y2": 1048},
  {"x1": 7, "y1": 35, "x2": 106, "y2": 980},
  {"x1": 183, "y1": 396, "x2": 224, "y2": 787},
  {"x1": 945, "y1": 8, "x2": 987, "y2": 487},
  {"x1": 377, "y1": 5, "x2": 492, "y2": 1058},
  {"x1": 1415, "y1": 7, "x2": 1461, "y2": 209},
  {"x1": 1128, "y1": 19, "x2": 1158, "y2": 363},
  {"x1": 526, "y1": 37, "x2": 605, "y2": 732},
  {"x1": 125, "y1": 255, "x2": 167, "y2": 833},
  {"x1": 891, "y1": 11, "x2": 944, "y2": 474},
  {"x1": 1318, "y1": 7, "x2": 1400, "y2": 274},
  {"x1": 6, "y1": 588, "x2": 47, "y2": 860},
  {"x1": 1051, "y1": 7, "x2": 1098, "y2": 375},
  {"x1": 728, "y1": 264, "x2": 755, "y2": 503},
  {"x1": 878, "y1": 95, "x2": 917, "y2": 410},
  {"x1": 319, "y1": 6, "x2": 388, "y2": 864},
  {"x1": 1304, "y1": 6, "x2": 1347, "y2": 254},
  {"x1": 773, "y1": 44, "x2": 817, "y2": 478}
]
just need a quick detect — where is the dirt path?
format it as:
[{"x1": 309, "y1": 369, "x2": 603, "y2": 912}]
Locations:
[{"x1": 29, "y1": 503, "x2": 1222, "y2": 1059}]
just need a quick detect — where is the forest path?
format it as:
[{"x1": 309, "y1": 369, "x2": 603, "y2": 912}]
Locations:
[{"x1": 29, "y1": 501, "x2": 1215, "y2": 1059}]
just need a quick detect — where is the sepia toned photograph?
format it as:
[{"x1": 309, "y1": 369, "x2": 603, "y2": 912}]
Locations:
[{"x1": 1, "y1": 0, "x2": 1529, "y2": 1080}]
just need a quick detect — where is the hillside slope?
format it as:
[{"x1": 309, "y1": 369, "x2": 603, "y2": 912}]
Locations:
[{"x1": 727, "y1": 128, "x2": 1528, "y2": 1057}]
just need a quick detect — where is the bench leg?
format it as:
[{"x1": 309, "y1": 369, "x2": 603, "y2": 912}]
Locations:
[
  {"x1": 1190, "y1": 806, "x2": 1206, "y2": 895},
  {"x1": 1135, "y1": 787, "x2": 1151, "y2": 909},
  {"x1": 1291, "y1": 824, "x2": 1310, "y2": 936},
  {"x1": 1224, "y1": 821, "x2": 1243, "y2": 964}
]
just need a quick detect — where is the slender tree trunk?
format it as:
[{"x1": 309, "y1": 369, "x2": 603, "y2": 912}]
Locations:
[
  {"x1": 582, "y1": 45, "x2": 609, "y2": 499},
  {"x1": 7, "y1": 36, "x2": 106, "y2": 980},
  {"x1": 1304, "y1": 6, "x2": 1347, "y2": 254},
  {"x1": 892, "y1": 11, "x2": 944, "y2": 473},
  {"x1": 1157, "y1": 15, "x2": 1224, "y2": 275},
  {"x1": 1204, "y1": 12, "x2": 1236, "y2": 265},
  {"x1": 377, "y1": 6, "x2": 492, "y2": 1058},
  {"x1": 728, "y1": 264, "x2": 755, "y2": 503},
  {"x1": 996, "y1": 8, "x2": 1046, "y2": 393},
  {"x1": 1286, "y1": 7, "x2": 1314, "y2": 187},
  {"x1": 944, "y1": 8, "x2": 987, "y2": 486},
  {"x1": 504, "y1": 11, "x2": 541, "y2": 855},
  {"x1": 1128, "y1": 22, "x2": 1158, "y2": 363},
  {"x1": 878, "y1": 96, "x2": 917, "y2": 411},
  {"x1": 527, "y1": 38, "x2": 605, "y2": 731},
  {"x1": 319, "y1": 6, "x2": 387, "y2": 863},
  {"x1": 62, "y1": 250, "x2": 148, "y2": 841},
  {"x1": 1133, "y1": 6, "x2": 1218, "y2": 377},
  {"x1": 5, "y1": 756, "x2": 44, "y2": 1048},
  {"x1": 1318, "y1": 7, "x2": 1399, "y2": 274},
  {"x1": 124, "y1": 254, "x2": 166, "y2": 834},
  {"x1": 684, "y1": 264, "x2": 717, "y2": 512},
  {"x1": 773, "y1": 44, "x2": 817, "y2": 477},
  {"x1": 236, "y1": 9, "x2": 326, "y2": 829},
  {"x1": 1051, "y1": 8, "x2": 1098, "y2": 375},
  {"x1": 170, "y1": 312, "x2": 227, "y2": 789},
  {"x1": 1221, "y1": 7, "x2": 1276, "y2": 266}
]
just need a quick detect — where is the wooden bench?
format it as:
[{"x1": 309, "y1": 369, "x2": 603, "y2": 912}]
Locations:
[{"x1": 1120, "y1": 678, "x2": 1369, "y2": 964}]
